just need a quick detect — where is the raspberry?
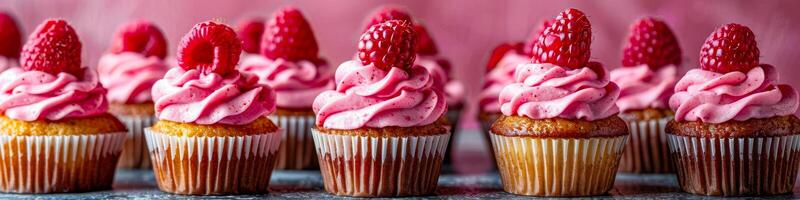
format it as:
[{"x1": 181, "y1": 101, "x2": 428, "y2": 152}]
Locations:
[
  {"x1": 530, "y1": 8, "x2": 592, "y2": 69},
  {"x1": 700, "y1": 23, "x2": 760, "y2": 73},
  {"x1": 486, "y1": 42, "x2": 524, "y2": 73},
  {"x1": 260, "y1": 7, "x2": 319, "y2": 61},
  {"x1": 20, "y1": 19, "x2": 83, "y2": 76},
  {"x1": 414, "y1": 23, "x2": 438, "y2": 55},
  {"x1": 523, "y1": 19, "x2": 553, "y2": 56},
  {"x1": 109, "y1": 20, "x2": 167, "y2": 59},
  {"x1": 177, "y1": 21, "x2": 241, "y2": 75},
  {"x1": 622, "y1": 17, "x2": 682, "y2": 69},
  {"x1": 364, "y1": 6, "x2": 412, "y2": 31},
  {"x1": 0, "y1": 12, "x2": 22, "y2": 59},
  {"x1": 358, "y1": 20, "x2": 416, "y2": 71},
  {"x1": 236, "y1": 18, "x2": 265, "y2": 54}
]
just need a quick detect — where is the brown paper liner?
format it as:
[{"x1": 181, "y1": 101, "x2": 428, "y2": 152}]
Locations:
[
  {"x1": 116, "y1": 115, "x2": 156, "y2": 169},
  {"x1": 0, "y1": 132, "x2": 127, "y2": 193},
  {"x1": 490, "y1": 133, "x2": 627, "y2": 196},
  {"x1": 145, "y1": 128, "x2": 281, "y2": 195},
  {"x1": 667, "y1": 134, "x2": 800, "y2": 196},
  {"x1": 618, "y1": 117, "x2": 673, "y2": 173},
  {"x1": 311, "y1": 128, "x2": 451, "y2": 197},
  {"x1": 269, "y1": 113, "x2": 317, "y2": 170}
]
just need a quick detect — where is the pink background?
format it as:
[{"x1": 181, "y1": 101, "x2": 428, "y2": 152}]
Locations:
[{"x1": 2, "y1": 0, "x2": 799, "y2": 128}]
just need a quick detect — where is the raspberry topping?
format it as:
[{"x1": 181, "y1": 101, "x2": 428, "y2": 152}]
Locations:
[
  {"x1": 486, "y1": 42, "x2": 523, "y2": 73},
  {"x1": 0, "y1": 12, "x2": 22, "y2": 59},
  {"x1": 622, "y1": 17, "x2": 682, "y2": 69},
  {"x1": 414, "y1": 23, "x2": 438, "y2": 56},
  {"x1": 236, "y1": 18, "x2": 264, "y2": 54},
  {"x1": 109, "y1": 20, "x2": 167, "y2": 59},
  {"x1": 177, "y1": 21, "x2": 241, "y2": 75},
  {"x1": 364, "y1": 6, "x2": 413, "y2": 31},
  {"x1": 358, "y1": 20, "x2": 416, "y2": 71},
  {"x1": 261, "y1": 7, "x2": 319, "y2": 61},
  {"x1": 700, "y1": 23, "x2": 760, "y2": 73},
  {"x1": 523, "y1": 19, "x2": 553, "y2": 56},
  {"x1": 20, "y1": 19, "x2": 83, "y2": 76},
  {"x1": 531, "y1": 8, "x2": 592, "y2": 69}
]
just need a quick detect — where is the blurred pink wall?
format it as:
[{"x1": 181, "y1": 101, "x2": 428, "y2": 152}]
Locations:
[{"x1": 2, "y1": 0, "x2": 799, "y2": 128}]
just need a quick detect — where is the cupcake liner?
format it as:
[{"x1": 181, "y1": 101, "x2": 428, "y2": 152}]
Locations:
[
  {"x1": 667, "y1": 134, "x2": 800, "y2": 196},
  {"x1": 490, "y1": 133, "x2": 627, "y2": 196},
  {"x1": 311, "y1": 128, "x2": 451, "y2": 197},
  {"x1": 618, "y1": 117, "x2": 673, "y2": 173},
  {"x1": 144, "y1": 128, "x2": 281, "y2": 195},
  {"x1": 0, "y1": 132, "x2": 127, "y2": 193},
  {"x1": 443, "y1": 108, "x2": 462, "y2": 165},
  {"x1": 268, "y1": 113, "x2": 317, "y2": 170},
  {"x1": 116, "y1": 114, "x2": 156, "y2": 169}
]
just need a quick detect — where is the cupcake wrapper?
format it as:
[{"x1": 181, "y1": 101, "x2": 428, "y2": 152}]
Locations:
[
  {"x1": 667, "y1": 134, "x2": 800, "y2": 196},
  {"x1": 443, "y1": 108, "x2": 462, "y2": 164},
  {"x1": 145, "y1": 128, "x2": 281, "y2": 195},
  {"x1": 311, "y1": 128, "x2": 451, "y2": 197},
  {"x1": 0, "y1": 132, "x2": 127, "y2": 193},
  {"x1": 490, "y1": 133, "x2": 627, "y2": 196},
  {"x1": 268, "y1": 114, "x2": 317, "y2": 170},
  {"x1": 116, "y1": 115, "x2": 156, "y2": 169},
  {"x1": 618, "y1": 117, "x2": 672, "y2": 173}
]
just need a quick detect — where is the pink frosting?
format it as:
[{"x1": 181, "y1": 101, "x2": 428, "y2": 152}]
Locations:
[
  {"x1": 416, "y1": 55, "x2": 464, "y2": 106},
  {"x1": 239, "y1": 55, "x2": 334, "y2": 109},
  {"x1": 312, "y1": 60, "x2": 446, "y2": 129},
  {"x1": 97, "y1": 52, "x2": 169, "y2": 104},
  {"x1": 499, "y1": 63, "x2": 620, "y2": 121},
  {"x1": 478, "y1": 51, "x2": 529, "y2": 112},
  {"x1": 669, "y1": 65, "x2": 798, "y2": 123},
  {"x1": 152, "y1": 67, "x2": 276, "y2": 125},
  {"x1": 609, "y1": 64, "x2": 677, "y2": 112},
  {"x1": 0, "y1": 56, "x2": 17, "y2": 72},
  {"x1": 0, "y1": 68, "x2": 108, "y2": 121}
]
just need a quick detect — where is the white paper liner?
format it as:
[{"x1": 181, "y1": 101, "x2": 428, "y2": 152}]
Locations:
[
  {"x1": 116, "y1": 114, "x2": 156, "y2": 169},
  {"x1": 490, "y1": 133, "x2": 627, "y2": 196},
  {"x1": 618, "y1": 117, "x2": 672, "y2": 173},
  {"x1": 667, "y1": 134, "x2": 800, "y2": 196},
  {"x1": 0, "y1": 132, "x2": 127, "y2": 193},
  {"x1": 268, "y1": 113, "x2": 317, "y2": 170},
  {"x1": 311, "y1": 128, "x2": 451, "y2": 197},
  {"x1": 144, "y1": 128, "x2": 281, "y2": 195}
]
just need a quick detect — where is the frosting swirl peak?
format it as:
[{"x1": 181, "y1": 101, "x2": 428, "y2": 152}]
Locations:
[
  {"x1": 0, "y1": 67, "x2": 108, "y2": 121},
  {"x1": 609, "y1": 64, "x2": 677, "y2": 112},
  {"x1": 239, "y1": 55, "x2": 333, "y2": 109},
  {"x1": 479, "y1": 51, "x2": 529, "y2": 112},
  {"x1": 98, "y1": 52, "x2": 169, "y2": 104}
]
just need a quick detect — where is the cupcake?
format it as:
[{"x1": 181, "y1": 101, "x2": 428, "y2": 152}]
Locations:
[
  {"x1": 145, "y1": 21, "x2": 281, "y2": 195},
  {"x1": 666, "y1": 23, "x2": 800, "y2": 196},
  {"x1": 236, "y1": 17, "x2": 264, "y2": 59},
  {"x1": 0, "y1": 19, "x2": 127, "y2": 193},
  {"x1": 239, "y1": 7, "x2": 333, "y2": 170},
  {"x1": 491, "y1": 9, "x2": 629, "y2": 196},
  {"x1": 312, "y1": 20, "x2": 450, "y2": 197},
  {"x1": 98, "y1": 20, "x2": 169, "y2": 169},
  {"x1": 0, "y1": 11, "x2": 21, "y2": 71},
  {"x1": 609, "y1": 17, "x2": 680, "y2": 173}
]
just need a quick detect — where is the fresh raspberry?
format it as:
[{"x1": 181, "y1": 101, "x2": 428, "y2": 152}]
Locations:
[
  {"x1": 486, "y1": 42, "x2": 524, "y2": 73},
  {"x1": 236, "y1": 18, "x2": 265, "y2": 54},
  {"x1": 20, "y1": 19, "x2": 83, "y2": 76},
  {"x1": 0, "y1": 12, "x2": 22, "y2": 59},
  {"x1": 622, "y1": 17, "x2": 682, "y2": 69},
  {"x1": 364, "y1": 6, "x2": 412, "y2": 31},
  {"x1": 177, "y1": 21, "x2": 241, "y2": 75},
  {"x1": 700, "y1": 23, "x2": 759, "y2": 73},
  {"x1": 109, "y1": 20, "x2": 167, "y2": 59},
  {"x1": 358, "y1": 20, "x2": 416, "y2": 71},
  {"x1": 261, "y1": 7, "x2": 319, "y2": 61},
  {"x1": 530, "y1": 8, "x2": 592, "y2": 69},
  {"x1": 523, "y1": 19, "x2": 553, "y2": 56},
  {"x1": 414, "y1": 23, "x2": 438, "y2": 55}
]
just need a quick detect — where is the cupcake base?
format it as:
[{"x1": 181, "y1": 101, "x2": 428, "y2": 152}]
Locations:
[
  {"x1": 618, "y1": 117, "x2": 672, "y2": 173},
  {"x1": 269, "y1": 113, "x2": 317, "y2": 170},
  {"x1": 116, "y1": 115, "x2": 156, "y2": 169},
  {"x1": 145, "y1": 128, "x2": 281, "y2": 195}
]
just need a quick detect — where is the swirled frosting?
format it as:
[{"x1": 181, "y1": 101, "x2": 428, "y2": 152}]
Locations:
[
  {"x1": 609, "y1": 64, "x2": 677, "y2": 112},
  {"x1": 478, "y1": 51, "x2": 529, "y2": 112},
  {"x1": 97, "y1": 52, "x2": 169, "y2": 104},
  {"x1": 0, "y1": 56, "x2": 17, "y2": 72},
  {"x1": 499, "y1": 63, "x2": 620, "y2": 121},
  {"x1": 312, "y1": 61, "x2": 446, "y2": 129},
  {"x1": 239, "y1": 55, "x2": 333, "y2": 109},
  {"x1": 669, "y1": 65, "x2": 798, "y2": 123},
  {"x1": 0, "y1": 67, "x2": 108, "y2": 121},
  {"x1": 416, "y1": 55, "x2": 464, "y2": 106},
  {"x1": 151, "y1": 67, "x2": 276, "y2": 125}
]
